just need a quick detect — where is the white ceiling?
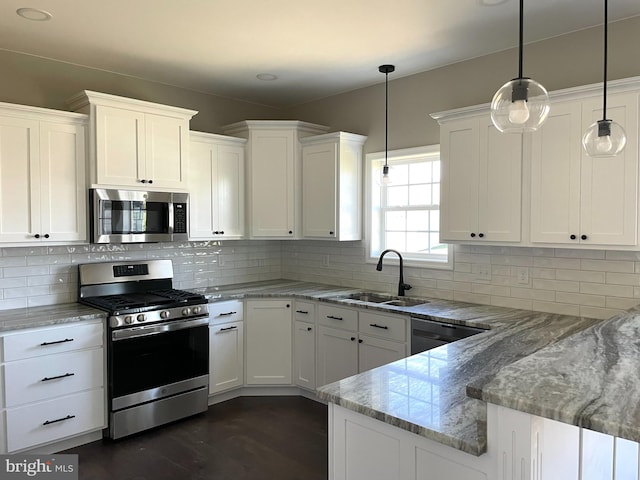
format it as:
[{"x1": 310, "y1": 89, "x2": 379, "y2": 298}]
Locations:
[{"x1": 2, "y1": 0, "x2": 640, "y2": 108}]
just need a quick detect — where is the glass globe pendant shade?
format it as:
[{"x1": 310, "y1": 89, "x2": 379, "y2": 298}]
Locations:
[
  {"x1": 490, "y1": 78, "x2": 550, "y2": 133},
  {"x1": 582, "y1": 119, "x2": 626, "y2": 157}
]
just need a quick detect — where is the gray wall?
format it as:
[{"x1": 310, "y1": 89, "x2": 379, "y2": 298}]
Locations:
[{"x1": 283, "y1": 16, "x2": 640, "y2": 153}]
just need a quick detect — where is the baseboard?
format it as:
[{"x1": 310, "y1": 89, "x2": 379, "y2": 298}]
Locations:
[{"x1": 208, "y1": 385, "x2": 324, "y2": 405}]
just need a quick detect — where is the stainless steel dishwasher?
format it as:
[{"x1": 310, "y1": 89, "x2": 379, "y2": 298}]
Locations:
[{"x1": 410, "y1": 317, "x2": 486, "y2": 354}]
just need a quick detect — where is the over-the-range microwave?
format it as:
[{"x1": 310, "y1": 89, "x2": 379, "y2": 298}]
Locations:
[{"x1": 90, "y1": 188, "x2": 188, "y2": 244}]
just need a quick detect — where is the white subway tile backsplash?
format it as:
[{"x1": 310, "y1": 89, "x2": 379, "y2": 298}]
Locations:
[
  {"x1": 491, "y1": 296, "x2": 532, "y2": 310},
  {"x1": 532, "y1": 300, "x2": 580, "y2": 316},
  {"x1": 580, "y1": 282, "x2": 634, "y2": 298},
  {"x1": 472, "y1": 283, "x2": 510, "y2": 297},
  {"x1": 555, "y1": 292, "x2": 606, "y2": 307},
  {"x1": 533, "y1": 257, "x2": 581, "y2": 270},
  {"x1": 453, "y1": 291, "x2": 491, "y2": 305},
  {"x1": 579, "y1": 306, "x2": 624, "y2": 320},
  {"x1": 532, "y1": 278, "x2": 580, "y2": 293},
  {"x1": 554, "y1": 249, "x2": 606, "y2": 260},
  {"x1": 605, "y1": 272, "x2": 640, "y2": 286},
  {"x1": 605, "y1": 297, "x2": 640, "y2": 310},
  {"x1": 556, "y1": 269, "x2": 606, "y2": 283},
  {"x1": 581, "y1": 259, "x2": 635, "y2": 273}
]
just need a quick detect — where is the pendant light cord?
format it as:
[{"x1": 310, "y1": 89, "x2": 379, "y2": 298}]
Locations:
[
  {"x1": 518, "y1": 0, "x2": 524, "y2": 79},
  {"x1": 602, "y1": 0, "x2": 608, "y2": 121},
  {"x1": 385, "y1": 70, "x2": 389, "y2": 167}
]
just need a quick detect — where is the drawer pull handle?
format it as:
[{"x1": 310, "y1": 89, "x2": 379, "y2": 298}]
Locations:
[
  {"x1": 43, "y1": 414, "x2": 75, "y2": 426},
  {"x1": 41, "y1": 372, "x2": 75, "y2": 382},
  {"x1": 370, "y1": 323, "x2": 389, "y2": 330},
  {"x1": 40, "y1": 338, "x2": 74, "y2": 346},
  {"x1": 219, "y1": 326, "x2": 237, "y2": 332},
  {"x1": 327, "y1": 315, "x2": 343, "y2": 321},
  {"x1": 296, "y1": 310, "x2": 309, "y2": 314},
  {"x1": 218, "y1": 312, "x2": 237, "y2": 317}
]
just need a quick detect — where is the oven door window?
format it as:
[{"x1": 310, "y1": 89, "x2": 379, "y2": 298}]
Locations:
[
  {"x1": 100, "y1": 200, "x2": 169, "y2": 235},
  {"x1": 110, "y1": 325, "x2": 208, "y2": 399}
]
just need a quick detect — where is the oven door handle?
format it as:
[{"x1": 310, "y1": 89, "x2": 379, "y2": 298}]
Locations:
[{"x1": 111, "y1": 316, "x2": 209, "y2": 341}]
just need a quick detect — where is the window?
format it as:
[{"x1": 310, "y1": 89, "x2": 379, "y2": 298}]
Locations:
[{"x1": 366, "y1": 145, "x2": 452, "y2": 268}]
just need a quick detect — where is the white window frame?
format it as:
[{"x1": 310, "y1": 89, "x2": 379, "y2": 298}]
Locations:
[{"x1": 365, "y1": 145, "x2": 453, "y2": 269}]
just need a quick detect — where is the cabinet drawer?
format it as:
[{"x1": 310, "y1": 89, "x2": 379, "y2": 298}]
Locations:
[
  {"x1": 358, "y1": 312, "x2": 407, "y2": 342},
  {"x1": 294, "y1": 301, "x2": 316, "y2": 322},
  {"x1": 318, "y1": 304, "x2": 357, "y2": 331},
  {"x1": 6, "y1": 388, "x2": 105, "y2": 452},
  {"x1": 209, "y1": 300, "x2": 243, "y2": 325},
  {"x1": 4, "y1": 348, "x2": 104, "y2": 408},
  {"x1": 2, "y1": 322, "x2": 103, "y2": 362}
]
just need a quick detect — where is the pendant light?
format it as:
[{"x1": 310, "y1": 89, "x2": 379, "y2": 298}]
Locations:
[
  {"x1": 582, "y1": 0, "x2": 626, "y2": 157},
  {"x1": 490, "y1": 0, "x2": 550, "y2": 133},
  {"x1": 379, "y1": 64, "x2": 395, "y2": 185}
]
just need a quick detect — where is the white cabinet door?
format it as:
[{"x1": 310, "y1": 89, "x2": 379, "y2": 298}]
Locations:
[
  {"x1": 294, "y1": 321, "x2": 316, "y2": 389},
  {"x1": 249, "y1": 129, "x2": 296, "y2": 238},
  {"x1": 531, "y1": 93, "x2": 639, "y2": 246},
  {"x1": 440, "y1": 117, "x2": 522, "y2": 243},
  {"x1": 440, "y1": 118, "x2": 479, "y2": 241},
  {"x1": 358, "y1": 335, "x2": 406, "y2": 373},
  {"x1": 145, "y1": 114, "x2": 188, "y2": 190},
  {"x1": 39, "y1": 120, "x2": 86, "y2": 242},
  {"x1": 95, "y1": 105, "x2": 145, "y2": 187},
  {"x1": 531, "y1": 101, "x2": 583, "y2": 244},
  {"x1": 216, "y1": 142, "x2": 245, "y2": 238},
  {"x1": 209, "y1": 321, "x2": 244, "y2": 394},
  {"x1": 188, "y1": 138, "x2": 216, "y2": 239},
  {"x1": 245, "y1": 299, "x2": 292, "y2": 385},
  {"x1": 478, "y1": 119, "x2": 522, "y2": 242},
  {"x1": 317, "y1": 325, "x2": 358, "y2": 387},
  {"x1": 302, "y1": 141, "x2": 337, "y2": 238},
  {"x1": 0, "y1": 116, "x2": 40, "y2": 243},
  {"x1": 579, "y1": 93, "x2": 638, "y2": 246}
]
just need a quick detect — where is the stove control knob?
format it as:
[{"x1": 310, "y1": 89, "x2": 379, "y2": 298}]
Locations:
[
  {"x1": 124, "y1": 316, "x2": 134, "y2": 325},
  {"x1": 192, "y1": 306, "x2": 202, "y2": 315},
  {"x1": 182, "y1": 308, "x2": 191, "y2": 316},
  {"x1": 137, "y1": 314, "x2": 146, "y2": 323},
  {"x1": 160, "y1": 310, "x2": 170, "y2": 319}
]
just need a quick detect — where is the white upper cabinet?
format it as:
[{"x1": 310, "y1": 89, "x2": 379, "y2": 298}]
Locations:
[
  {"x1": 189, "y1": 132, "x2": 246, "y2": 240},
  {"x1": 531, "y1": 91, "x2": 639, "y2": 246},
  {"x1": 222, "y1": 120, "x2": 329, "y2": 239},
  {"x1": 300, "y1": 132, "x2": 367, "y2": 240},
  {"x1": 0, "y1": 103, "x2": 87, "y2": 245},
  {"x1": 436, "y1": 112, "x2": 522, "y2": 243},
  {"x1": 68, "y1": 90, "x2": 197, "y2": 190}
]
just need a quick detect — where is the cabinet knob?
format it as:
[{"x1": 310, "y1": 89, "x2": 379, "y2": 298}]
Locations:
[
  {"x1": 220, "y1": 231, "x2": 224, "y2": 235},
  {"x1": 581, "y1": 234, "x2": 588, "y2": 240},
  {"x1": 286, "y1": 304, "x2": 290, "y2": 308},
  {"x1": 44, "y1": 234, "x2": 50, "y2": 239},
  {"x1": 140, "y1": 179, "x2": 147, "y2": 183},
  {"x1": 34, "y1": 234, "x2": 40, "y2": 239},
  {"x1": 350, "y1": 337, "x2": 356, "y2": 341},
  {"x1": 470, "y1": 233, "x2": 476, "y2": 238},
  {"x1": 478, "y1": 233, "x2": 484, "y2": 238},
  {"x1": 307, "y1": 327, "x2": 312, "y2": 332},
  {"x1": 148, "y1": 180, "x2": 153, "y2": 184},
  {"x1": 329, "y1": 231, "x2": 334, "y2": 235},
  {"x1": 570, "y1": 234, "x2": 577, "y2": 240},
  {"x1": 358, "y1": 339, "x2": 363, "y2": 344},
  {"x1": 288, "y1": 230, "x2": 293, "y2": 235}
]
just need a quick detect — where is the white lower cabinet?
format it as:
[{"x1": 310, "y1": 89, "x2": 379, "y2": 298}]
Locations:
[
  {"x1": 209, "y1": 300, "x2": 244, "y2": 394},
  {"x1": 0, "y1": 320, "x2": 105, "y2": 453},
  {"x1": 294, "y1": 301, "x2": 317, "y2": 390},
  {"x1": 330, "y1": 404, "x2": 492, "y2": 480},
  {"x1": 316, "y1": 305, "x2": 409, "y2": 387},
  {"x1": 245, "y1": 299, "x2": 293, "y2": 385},
  {"x1": 317, "y1": 325, "x2": 359, "y2": 387}
]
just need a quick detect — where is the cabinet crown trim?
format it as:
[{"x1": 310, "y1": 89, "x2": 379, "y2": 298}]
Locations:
[
  {"x1": 66, "y1": 90, "x2": 198, "y2": 119},
  {"x1": 222, "y1": 120, "x2": 330, "y2": 136},
  {"x1": 299, "y1": 131, "x2": 368, "y2": 145},
  {"x1": 431, "y1": 75, "x2": 640, "y2": 124},
  {"x1": 190, "y1": 130, "x2": 247, "y2": 145},
  {"x1": 0, "y1": 101, "x2": 88, "y2": 124}
]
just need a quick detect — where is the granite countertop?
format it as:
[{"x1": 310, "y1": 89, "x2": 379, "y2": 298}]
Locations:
[
  {"x1": 0, "y1": 303, "x2": 106, "y2": 332},
  {"x1": 467, "y1": 304, "x2": 640, "y2": 445},
  {"x1": 1, "y1": 279, "x2": 632, "y2": 456}
]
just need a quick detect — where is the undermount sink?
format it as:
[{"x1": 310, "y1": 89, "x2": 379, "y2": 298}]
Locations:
[{"x1": 338, "y1": 292, "x2": 429, "y2": 308}]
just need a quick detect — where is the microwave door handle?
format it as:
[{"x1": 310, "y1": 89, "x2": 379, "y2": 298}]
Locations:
[{"x1": 168, "y1": 201, "x2": 174, "y2": 234}]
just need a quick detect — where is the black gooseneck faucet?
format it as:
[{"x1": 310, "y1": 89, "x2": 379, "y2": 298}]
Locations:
[{"x1": 375, "y1": 249, "x2": 412, "y2": 296}]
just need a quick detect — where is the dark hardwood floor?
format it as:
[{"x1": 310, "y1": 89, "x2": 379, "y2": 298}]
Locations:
[{"x1": 62, "y1": 396, "x2": 328, "y2": 480}]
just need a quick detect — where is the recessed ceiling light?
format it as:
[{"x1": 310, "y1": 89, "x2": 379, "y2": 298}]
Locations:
[
  {"x1": 478, "y1": 0, "x2": 510, "y2": 6},
  {"x1": 16, "y1": 7, "x2": 52, "y2": 21},
  {"x1": 256, "y1": 73, "x2": 278, "y2": 81}
]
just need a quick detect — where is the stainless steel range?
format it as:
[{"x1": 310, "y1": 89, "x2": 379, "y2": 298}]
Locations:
[{"x1": 78, "y1": 260, "x2": 209, "y2": 439}]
